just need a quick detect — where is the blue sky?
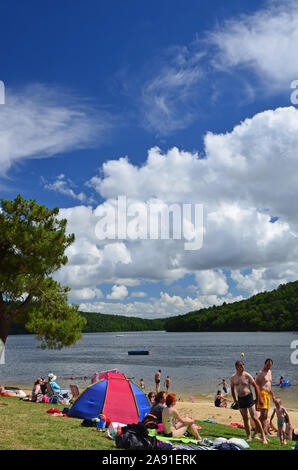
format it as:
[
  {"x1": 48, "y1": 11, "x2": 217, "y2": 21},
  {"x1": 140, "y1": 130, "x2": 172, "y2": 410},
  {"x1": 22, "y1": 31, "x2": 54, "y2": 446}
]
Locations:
[{"x1": 1, "y1": 0, "x2": 298, "y2": 318}]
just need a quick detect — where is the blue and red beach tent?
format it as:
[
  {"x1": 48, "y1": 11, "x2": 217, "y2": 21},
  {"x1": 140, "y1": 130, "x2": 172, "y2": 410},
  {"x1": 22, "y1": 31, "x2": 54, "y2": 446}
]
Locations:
[{"x1": 67, "y1": 371, "x2": 150, "y2": 424}]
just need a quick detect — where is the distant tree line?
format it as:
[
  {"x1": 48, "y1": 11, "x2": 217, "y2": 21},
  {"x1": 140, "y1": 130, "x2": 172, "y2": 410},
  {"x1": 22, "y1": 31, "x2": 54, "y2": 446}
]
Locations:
[
  {"x1": 80, "y1": 311, "x2": 165, "y2": 332},
  {"x1": 9, "y1": 311, "x2": 166, "y2": 335},
  {"x1": 9, "y1": 280, "x2": 298, "y2": 335}
]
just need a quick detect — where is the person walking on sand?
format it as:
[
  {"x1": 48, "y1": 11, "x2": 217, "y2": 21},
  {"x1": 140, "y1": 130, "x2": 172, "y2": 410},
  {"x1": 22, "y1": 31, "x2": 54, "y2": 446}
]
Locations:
[
  {"x1": 255, "y1": 358, "x2": 275, "y2": 435},
  {"x1": 162, "y1": 393, "x2": 202, "y2": 441},
  {"x1": 155, "y1": 370, "x2": 161, "y2": 394},
  {"x1": 230, "y1": 360, "x2": 268, "y2": 444},
  {"x1": 164, "y1": 376, "x2": 171, "y2": 393}
]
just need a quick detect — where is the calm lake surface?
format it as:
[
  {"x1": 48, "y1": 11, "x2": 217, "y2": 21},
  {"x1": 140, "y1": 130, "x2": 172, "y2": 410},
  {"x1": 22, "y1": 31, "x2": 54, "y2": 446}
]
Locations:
[{"x1": 1, "y1": 331, "x2": 298, "y2": 406}]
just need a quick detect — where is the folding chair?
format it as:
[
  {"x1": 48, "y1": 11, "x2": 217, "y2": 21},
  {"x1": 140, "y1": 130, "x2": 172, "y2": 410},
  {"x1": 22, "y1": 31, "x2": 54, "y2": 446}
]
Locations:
[
  {"x1": 45, "y1": 382, "x2": 59, "y2": 399},
  {"x1": 70, "y1": 384, "x2": 80, "y2": 399}
]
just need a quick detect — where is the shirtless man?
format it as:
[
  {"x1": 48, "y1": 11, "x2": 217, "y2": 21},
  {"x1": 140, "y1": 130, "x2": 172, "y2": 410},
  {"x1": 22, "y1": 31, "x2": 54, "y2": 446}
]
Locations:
[
  {"x1": 255, "y1": 358, "x2": 275, "y2": 434},
  {"x1": 230, "y1": 360, "x2": 268, "y2": 444},
  {"x1": 164, "y1": 376, "x2": 171, "y2": 393},
  {"x1": 155, "y1": 370, "x2": 161, "y2": 394}
]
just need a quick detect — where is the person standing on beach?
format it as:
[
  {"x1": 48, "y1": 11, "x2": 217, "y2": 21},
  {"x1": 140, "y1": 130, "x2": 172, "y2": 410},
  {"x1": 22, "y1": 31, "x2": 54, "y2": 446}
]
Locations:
[
  {"x1": 230, "y1": 360, "x2": 268, "y2": 444},
  {"x1": 218, "y1": 378, "x2": 228, "y2": 394},
  {"x1": 155, "y1": 370, "x2": 161, "y2": 394},
  {"x1": 255, "y1": 358, "x2": 275, "y2": 435},
  {"x1": 164, "y1": 376, "x2": 171, "y2": 393},
  {"x1": 270, "y1": 397, "x2": 289, "y2": 445}
]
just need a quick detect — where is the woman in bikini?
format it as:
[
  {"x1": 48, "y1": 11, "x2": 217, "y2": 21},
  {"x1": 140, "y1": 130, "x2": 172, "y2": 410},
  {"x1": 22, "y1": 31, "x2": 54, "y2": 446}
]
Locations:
[{"x1": 162, "y1": 393, "x2": 202, "y2": 441}]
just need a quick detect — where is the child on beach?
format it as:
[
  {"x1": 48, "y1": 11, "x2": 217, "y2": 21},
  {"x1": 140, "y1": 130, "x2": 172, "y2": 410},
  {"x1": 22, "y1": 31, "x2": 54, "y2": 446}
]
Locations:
[
  {"x1": 270, "y1": 397, "x2": 290, "y2": 445},
  {"x1": 140, "y1": 378, "x2": 145, "y2": 390}
]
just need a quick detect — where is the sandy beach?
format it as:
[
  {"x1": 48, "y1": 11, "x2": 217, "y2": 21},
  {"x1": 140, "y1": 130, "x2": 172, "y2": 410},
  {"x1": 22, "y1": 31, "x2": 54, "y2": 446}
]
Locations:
[{"x1": 175, "y1": 397, "x2": 298, "y2": 428}]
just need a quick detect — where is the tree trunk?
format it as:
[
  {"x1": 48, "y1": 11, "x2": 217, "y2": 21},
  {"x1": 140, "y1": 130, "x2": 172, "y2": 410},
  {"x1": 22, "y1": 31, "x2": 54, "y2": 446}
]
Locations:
[{"x1": 0, "y1": 308, "x2": 11, "y2": 345}]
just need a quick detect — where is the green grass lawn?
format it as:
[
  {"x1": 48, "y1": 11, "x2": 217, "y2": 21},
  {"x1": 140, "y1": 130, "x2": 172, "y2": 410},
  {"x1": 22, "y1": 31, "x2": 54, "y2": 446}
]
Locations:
[{"x1": 0, "y1": 397, "x2": 293, "y2": 451}]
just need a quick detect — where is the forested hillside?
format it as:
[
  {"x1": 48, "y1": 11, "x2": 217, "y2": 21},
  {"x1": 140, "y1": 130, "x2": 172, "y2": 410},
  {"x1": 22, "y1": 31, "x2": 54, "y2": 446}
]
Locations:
[{"x1": 164, "y1": 281, "x2": 298, "y2": 331}]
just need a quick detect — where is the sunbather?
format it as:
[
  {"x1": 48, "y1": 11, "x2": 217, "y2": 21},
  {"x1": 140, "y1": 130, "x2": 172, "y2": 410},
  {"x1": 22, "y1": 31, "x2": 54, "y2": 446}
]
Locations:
[
  {"x1": 48, "y1": 373, "x2": 71, "y2": 400},
  {"x1": 0, "y1": 386, "x2": 25, "y2": 397},
  {"x1": 150, "y1": 391, "x2": 166, "y2": 423},
  {"x1": 31, "y1": 378, "x2": 43, "y2": 402},
  {"x1": 162, "y1": 393, "x2": 202, "y2": 441},
  {"x1": 214, "y1": 390, "x2": 228, "y2": 407}
]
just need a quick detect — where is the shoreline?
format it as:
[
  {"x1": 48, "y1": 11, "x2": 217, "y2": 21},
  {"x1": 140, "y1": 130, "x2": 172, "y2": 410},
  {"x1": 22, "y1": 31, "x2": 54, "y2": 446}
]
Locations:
[{"x1": 6, "y1": 384, "x2": 298, "y2": 428}]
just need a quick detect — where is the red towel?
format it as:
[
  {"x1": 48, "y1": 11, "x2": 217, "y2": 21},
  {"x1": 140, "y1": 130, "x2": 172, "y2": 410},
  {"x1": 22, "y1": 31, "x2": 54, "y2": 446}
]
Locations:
[{"x1": 228, "y1": 422, "x2": 245, "y2": 429}]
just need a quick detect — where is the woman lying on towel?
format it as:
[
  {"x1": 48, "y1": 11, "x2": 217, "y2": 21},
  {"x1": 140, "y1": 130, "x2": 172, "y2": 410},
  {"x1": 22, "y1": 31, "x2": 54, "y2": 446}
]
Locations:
[
  {"x1": 162, "y1": 393, "x2": 202, "y2": 441},
  {"x1": 0, "y1": 386, "x2": 26, "y2": 397}
]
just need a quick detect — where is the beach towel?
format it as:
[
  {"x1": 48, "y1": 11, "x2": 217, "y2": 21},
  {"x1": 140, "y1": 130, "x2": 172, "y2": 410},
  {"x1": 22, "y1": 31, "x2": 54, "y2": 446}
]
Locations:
[
  {"x1": 203, "y1": 419, "x2": 217, "y2": 424},
  {"x1": 227, "y1": 438, "x2": 250, "y2": 449},
  {"x1": 228, "y1": 422, "x2": 245, "y2": 429},
  {"x1": 148, "y1": 429, "x2": 199, "y2": 445},
  {"x1": 46, "y1": 408, "x2": 61, "y2": 414},
  {"x1": 215, "y1": 443, "x2": 241, "y2": 450},
  {"x1": 174, "y1": 444, "x2": 217, "y2": 451},
  {"x1": 213, "y1": 437, "x2": 249, "y2": 449}
]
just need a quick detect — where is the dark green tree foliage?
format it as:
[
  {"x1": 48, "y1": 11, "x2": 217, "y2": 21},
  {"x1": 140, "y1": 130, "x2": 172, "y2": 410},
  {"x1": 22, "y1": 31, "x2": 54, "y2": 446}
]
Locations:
[
  {"x1": 10, "y1": 311, "x2": 166, "y2": 335},
  {"x1": 0, "y1": 195, "x2": 86, "y2": 348},
  {"x1": 81, "y1": 312, "x2": 165, "y2": 332},
  {"x1": 164, "y1": 281, "x2": 298, "y2": 332}
]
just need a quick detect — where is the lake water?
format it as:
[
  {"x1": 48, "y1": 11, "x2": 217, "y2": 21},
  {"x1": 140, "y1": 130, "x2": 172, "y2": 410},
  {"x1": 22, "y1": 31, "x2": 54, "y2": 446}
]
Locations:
[{"x1": 1, "y1": 331, "x2": 298, "y2": 406}]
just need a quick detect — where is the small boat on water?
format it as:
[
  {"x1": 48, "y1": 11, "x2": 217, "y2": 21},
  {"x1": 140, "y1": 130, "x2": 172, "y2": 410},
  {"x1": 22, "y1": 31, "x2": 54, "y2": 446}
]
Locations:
[{"x1": 128, "y1": 349, "x2": 150, "y2": 355}]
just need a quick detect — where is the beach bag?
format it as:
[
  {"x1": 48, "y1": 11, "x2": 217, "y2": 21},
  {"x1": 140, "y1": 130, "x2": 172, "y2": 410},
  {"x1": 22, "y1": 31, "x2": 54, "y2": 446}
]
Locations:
[
  {"x1": 81, "y1": 419, "x2": 97, "y2": 427},
  {"x1": 231, "y1": 401, "x2": 239, "y2": 410},
  {"x1": 115, "y1": 430, "x2": 157, "y2": 450},
  {"x1": 115, "y1": 423, "x2": 157, "y2": 450},
  {"x1": 142, "y1": 413, "x2": 159, "y2": 429}
]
